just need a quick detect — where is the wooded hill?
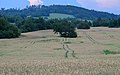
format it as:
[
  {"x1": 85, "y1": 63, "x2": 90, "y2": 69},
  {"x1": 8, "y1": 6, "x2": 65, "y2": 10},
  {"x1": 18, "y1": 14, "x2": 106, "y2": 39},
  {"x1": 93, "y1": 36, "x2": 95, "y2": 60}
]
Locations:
[{"x1": 0, "y1": 5, "x2": 119, "y2": 20}]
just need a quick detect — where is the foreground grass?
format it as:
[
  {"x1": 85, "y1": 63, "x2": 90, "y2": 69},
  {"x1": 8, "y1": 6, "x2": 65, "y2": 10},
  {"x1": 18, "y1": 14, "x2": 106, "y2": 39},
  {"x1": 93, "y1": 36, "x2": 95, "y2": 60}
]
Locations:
[
  {"x1": 0, "y1": 28, "x2": 120, "y2": 75},
  {"x1": 0, "y1": 59, "x2": 120, "y2": 75}
]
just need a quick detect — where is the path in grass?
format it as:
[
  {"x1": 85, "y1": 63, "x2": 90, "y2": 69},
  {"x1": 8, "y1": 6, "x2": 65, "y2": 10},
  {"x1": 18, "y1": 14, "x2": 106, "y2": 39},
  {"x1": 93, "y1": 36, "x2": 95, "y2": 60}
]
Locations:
[
  {"x1": 83, "y1": 31, "x2": 102, "y2": 45},
  {"x1": 62, "y1": 38, "x2": 78, "y2": 58},
  {"x1": 82, "y1": 31, "x2": 120, "y2": 48}
]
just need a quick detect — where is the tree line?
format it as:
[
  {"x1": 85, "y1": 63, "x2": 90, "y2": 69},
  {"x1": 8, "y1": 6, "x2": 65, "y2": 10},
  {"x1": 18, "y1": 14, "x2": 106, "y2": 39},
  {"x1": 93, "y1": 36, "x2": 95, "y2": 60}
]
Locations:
[
  {"x1": 0, "y1": 15, "x2": 120, "y2": 39},
  {"x1": 0, "y1": 15, "x2": 92, "y2": 38},
  {"x1": 93, "y1": 18, "x2": 120, "y2": 28},
  {"x1": 0, "y1": 5, "x2": 118, "y2": 20}
]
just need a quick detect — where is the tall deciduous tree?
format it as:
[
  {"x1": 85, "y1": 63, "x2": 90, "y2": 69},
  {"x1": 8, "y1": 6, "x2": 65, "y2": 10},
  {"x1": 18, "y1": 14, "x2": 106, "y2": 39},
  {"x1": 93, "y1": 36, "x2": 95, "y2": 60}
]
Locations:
[{"x1": 53, "y1": 20, "x2": 77, "y2": 38}]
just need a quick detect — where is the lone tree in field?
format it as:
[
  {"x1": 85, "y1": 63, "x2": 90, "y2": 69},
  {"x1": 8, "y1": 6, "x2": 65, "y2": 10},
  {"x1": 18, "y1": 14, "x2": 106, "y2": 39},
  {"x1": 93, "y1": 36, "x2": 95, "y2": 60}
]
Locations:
[{"x1": 53, "y1": 20, "x2": 77, "y2": 38}]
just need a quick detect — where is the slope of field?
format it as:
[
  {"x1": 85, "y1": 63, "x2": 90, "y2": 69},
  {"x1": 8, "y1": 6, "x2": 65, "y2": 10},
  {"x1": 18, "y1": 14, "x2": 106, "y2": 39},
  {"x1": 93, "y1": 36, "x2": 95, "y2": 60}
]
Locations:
[
  {"x1": 48, "y1": 13, "x2": 75, "y2": 19},
  {"x1": 0, "y1": 27, "x2": 120, "y2": 75}
]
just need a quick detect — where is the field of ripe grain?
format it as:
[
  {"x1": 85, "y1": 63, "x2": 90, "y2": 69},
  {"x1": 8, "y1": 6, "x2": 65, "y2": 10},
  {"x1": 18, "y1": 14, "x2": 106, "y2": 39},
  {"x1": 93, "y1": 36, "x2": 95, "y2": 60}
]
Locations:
[{"x1": 0, "y1": 27, "x2": 120, "y2": 75}]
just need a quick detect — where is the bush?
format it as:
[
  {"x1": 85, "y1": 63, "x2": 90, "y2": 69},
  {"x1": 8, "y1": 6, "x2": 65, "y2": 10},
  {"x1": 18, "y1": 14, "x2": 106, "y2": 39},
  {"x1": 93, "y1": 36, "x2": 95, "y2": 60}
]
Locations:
[
  {"x1": 68, "y1": 31, "x2": 77, "y2": 38},
  {"x1": 0, "y1": 17, "x2": 21, "y2": 39},
  {"x1": 77, "y1": 20, "x2": 91, "y2": 29},
  {"x1": 60, "y1": 31, "x2": 77, "y2": 38},
  {"x1": 103, "y1": 50, "x2": 120, "y2": 55}
]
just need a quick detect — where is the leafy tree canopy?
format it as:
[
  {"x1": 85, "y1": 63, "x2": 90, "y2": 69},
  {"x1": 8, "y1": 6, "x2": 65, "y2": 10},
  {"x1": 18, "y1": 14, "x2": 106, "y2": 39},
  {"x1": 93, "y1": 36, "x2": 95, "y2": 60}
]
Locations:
[{"x1": 0, "y1": 17, "x2": 21, "y2": 39}]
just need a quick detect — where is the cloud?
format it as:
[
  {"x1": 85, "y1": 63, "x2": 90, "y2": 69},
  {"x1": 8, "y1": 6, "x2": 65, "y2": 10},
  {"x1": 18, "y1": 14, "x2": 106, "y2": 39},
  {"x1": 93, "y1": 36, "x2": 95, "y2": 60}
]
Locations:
[
  {"x1": 76, "y1": 0, "x2": 120, "y2": 14},
  {"x1": 76, "y1": 0, "x2": 120, "y2": 8},
  {"x1": 28, "y1": 0, "x2": 43, "y2": 6},
  {"x1": 96, "y1": 0, "x2": 120, "y2": 8},
  {"x1": 76, "y1": 0, "x2": 98, "y2": 9}
]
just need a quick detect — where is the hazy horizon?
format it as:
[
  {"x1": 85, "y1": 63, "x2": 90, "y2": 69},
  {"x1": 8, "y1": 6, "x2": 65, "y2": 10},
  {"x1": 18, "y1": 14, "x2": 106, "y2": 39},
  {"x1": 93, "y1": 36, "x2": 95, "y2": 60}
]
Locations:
[{"x1": 0, "y1": 0, "x2": 120, "y2": 14}]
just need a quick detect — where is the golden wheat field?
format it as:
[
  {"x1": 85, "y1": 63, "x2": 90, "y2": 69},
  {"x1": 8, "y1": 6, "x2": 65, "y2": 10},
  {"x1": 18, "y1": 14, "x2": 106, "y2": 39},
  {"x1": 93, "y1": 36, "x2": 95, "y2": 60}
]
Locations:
[{"x1": 0, "y1": 27, "x2": 120, "y2": 75}]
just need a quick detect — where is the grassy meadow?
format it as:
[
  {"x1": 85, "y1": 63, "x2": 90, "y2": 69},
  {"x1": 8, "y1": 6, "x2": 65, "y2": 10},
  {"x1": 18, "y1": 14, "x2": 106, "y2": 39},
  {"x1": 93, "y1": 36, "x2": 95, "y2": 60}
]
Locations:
[
  {"x1": 48, "y1": 13, "x2": 75, "y2": 19},
  {"x1": 0, "y1": 27, "x2": 120, "y2": 75}
]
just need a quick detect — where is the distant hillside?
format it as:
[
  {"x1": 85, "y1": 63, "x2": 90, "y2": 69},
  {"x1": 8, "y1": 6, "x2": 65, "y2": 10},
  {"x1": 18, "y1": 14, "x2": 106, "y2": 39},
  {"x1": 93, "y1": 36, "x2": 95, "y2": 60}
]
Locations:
[{"x1": 0, "y1": 5, "x2": 119, "y2": 19}]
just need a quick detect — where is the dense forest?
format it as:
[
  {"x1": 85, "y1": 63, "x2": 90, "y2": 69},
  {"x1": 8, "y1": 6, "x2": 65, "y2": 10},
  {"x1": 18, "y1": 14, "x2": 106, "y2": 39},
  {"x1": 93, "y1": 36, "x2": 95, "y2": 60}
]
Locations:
[{"x1": 0, "y1": 5, "x2": 119, "y2": 20}]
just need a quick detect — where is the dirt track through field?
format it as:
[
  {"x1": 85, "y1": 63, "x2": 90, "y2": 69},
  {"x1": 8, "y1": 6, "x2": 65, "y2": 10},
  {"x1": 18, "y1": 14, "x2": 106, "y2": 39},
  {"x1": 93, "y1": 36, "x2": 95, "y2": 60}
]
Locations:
[
  {"x1": 82, "y1": 31, "x2": 120, "y2": 48},
  {"x1": 83, "y1": 31, "x2": 103, "y2": 45},
  {"x1": 100, "y1": 32, "x2": 120, "y2": 41},
  {"x1": 62, "y1": 38, "x2": 78, "y2": 58}
]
